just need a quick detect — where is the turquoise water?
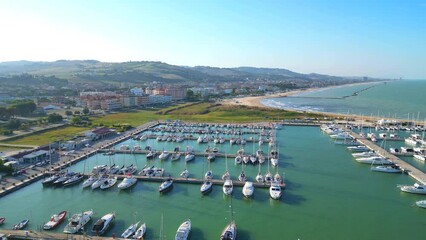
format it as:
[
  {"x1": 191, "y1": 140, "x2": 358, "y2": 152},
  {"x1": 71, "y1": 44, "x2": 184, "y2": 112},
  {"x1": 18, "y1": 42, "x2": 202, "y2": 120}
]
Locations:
[
  {"x1": 262, "y1": 80, "x2": 426, "y2": 120},
  {"x1": 1, "y1": 126, "x2": 425, "y2": 239}
]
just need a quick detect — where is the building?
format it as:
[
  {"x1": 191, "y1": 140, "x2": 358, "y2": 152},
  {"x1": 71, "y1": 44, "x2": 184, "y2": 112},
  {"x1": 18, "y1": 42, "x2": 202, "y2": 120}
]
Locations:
[
  {"x1": 120, "y1": 94, "x2": 138, "y2": 108},
  {"x1": 85, "y1": 127, "x2": 116, "y2": 140},
  {"x1": 153, "y1": 88, "x2": 166, "y2": 96},
  {"x1": 130, "y1": 87, "x2": 145, "y2": 96},
  {"x1": 148, "y1": 95, "x2": 172, "y2": 104},
  {"x1": 145, "y1": 87, "x2": 154, "y2": 95},
  {"x1": 165, "y1": 87, "x2": 186, "y2": 100},
  {"x1": 100, "y1": 99, "x2": 122, "y2": 111},
  {"x1": 137, "y1": 95, "x2": 150, "y2": 105},
  {"x1": 22, "y1": 150, "x2": 49, "y2": 164}
]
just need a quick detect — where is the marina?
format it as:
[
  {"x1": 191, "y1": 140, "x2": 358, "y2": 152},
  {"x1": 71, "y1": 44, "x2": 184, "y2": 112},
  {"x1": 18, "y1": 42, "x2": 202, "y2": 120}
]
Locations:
[{"x1": 1, "y1": 122, "x2": 425, "y2": 239}]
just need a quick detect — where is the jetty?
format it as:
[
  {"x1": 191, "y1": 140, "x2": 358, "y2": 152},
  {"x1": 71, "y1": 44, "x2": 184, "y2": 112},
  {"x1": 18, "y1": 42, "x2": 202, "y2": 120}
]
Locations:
[
  {"x1": 0, "y1": 229, "x2": 129, "y2": 240},
  {"x1": 98, "y1": 149, "x2": 240, "y2": 158},
  {"x1": 77, "y1": 173, "x2": 285, "y2": 189},
  {"x1": 347, "y1": 129, "x2": 426, "y2": 185}
]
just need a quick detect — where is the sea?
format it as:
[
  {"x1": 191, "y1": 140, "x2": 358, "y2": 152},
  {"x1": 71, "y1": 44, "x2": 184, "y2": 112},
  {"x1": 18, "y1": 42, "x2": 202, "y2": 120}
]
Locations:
[
  {"x1": 0, "y1": 125, "x2": 425, "y2": 239},
  {"x1": 261, "y1": 79, "x2": 426, "y2": 120}
]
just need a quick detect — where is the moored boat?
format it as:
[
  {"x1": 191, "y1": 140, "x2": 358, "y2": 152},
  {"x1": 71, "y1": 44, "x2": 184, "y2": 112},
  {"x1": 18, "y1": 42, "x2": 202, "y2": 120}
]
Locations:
[
  {"x1": 133, "y1": 223, "x2": 147, "y2": 239},
  {"x1": 117, "y1": 176, "x2": 137, "y2": 190},
  {"x1": 242, "y1": 181, "x2": 254, "y2": 198},
  {"x1": 223, "y1": 179, "x2": 233, "y2": 195},
  {"x1": 175, "y1": 219, "x2": 191, "y2": 240},
  {"x1": 371, "y1": 165, "x2": 402, "y2": 173},
  {"x1": 415, "y1": 200, "x2": 426, "y2": 208},
  {"x1": 63, "y1": 173, "x2": 84, "y2": 186},
  {"x1": 100, "y1": 176, "x2": 118, "y2": 190},
  {"x1": 159, "y1": 178, "x2": 173, "y2": 193},
  {"x1": 43, "y1": 210, "x2": 67, "y2": 230},
  {"x1": 200, "y1": 180, "x2": 213, "y2": 195},
  {"x1": 13, "y1": 219, "x2": 29, "y2": 230},
  {"x1": 0, "y1": 217, "x2": 4, "y2": 225},
  {"x1": 220, "y1": 220, "x2": 236, "y2": 240},
  {"x1": 400, "y1": 183, "x2": 426, "y2": 194},
  {"x1": 269, "y1": 182, "x2": 282, "y2": 200},
  {"x1": 63, "y1": 210, "x2": 93, "y2": 234},
  {"x1": 82, "y1": 175, "x2": 98, "y2": 188},
  {"x1": 92, "y1": 212, "x2": 115, "y2": 235},
  {"x1": 121, "y1": 221, "x2": 140, "y2": 238}
]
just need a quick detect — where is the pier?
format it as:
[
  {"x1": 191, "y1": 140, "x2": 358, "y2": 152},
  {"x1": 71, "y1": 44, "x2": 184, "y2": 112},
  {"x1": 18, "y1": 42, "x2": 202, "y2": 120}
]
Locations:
[
  {"x1": 98, "y1": 149, "x2": 240, "y2": 158},
  {"x1": 80, "y1": 174, "x2": 285, "y2": 189},
  {"x1": 347, "y1": 130, "x2": 426, "y2": 185},
  {"x1": 0, "y1": 229, "x2": 127, "y2": 240}
]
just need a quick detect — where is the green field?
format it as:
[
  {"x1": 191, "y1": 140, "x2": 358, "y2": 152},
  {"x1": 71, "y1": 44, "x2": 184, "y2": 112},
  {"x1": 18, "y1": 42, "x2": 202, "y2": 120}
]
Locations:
[{"x1": 1, "y1": 103, "x2": 324, "y2": 146}]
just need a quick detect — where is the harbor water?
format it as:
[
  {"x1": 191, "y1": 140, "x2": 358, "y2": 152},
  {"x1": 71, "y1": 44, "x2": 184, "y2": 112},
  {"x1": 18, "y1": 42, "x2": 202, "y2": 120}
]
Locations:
[{"x1": 0, "y1": 126, "x2": 425, "y2": 239}]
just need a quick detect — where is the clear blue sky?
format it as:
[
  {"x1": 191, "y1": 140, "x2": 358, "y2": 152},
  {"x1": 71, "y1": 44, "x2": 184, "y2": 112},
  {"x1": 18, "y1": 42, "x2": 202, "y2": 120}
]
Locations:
[{"x1": 0, "y1": 0, "x2": 425, "y2": 78}]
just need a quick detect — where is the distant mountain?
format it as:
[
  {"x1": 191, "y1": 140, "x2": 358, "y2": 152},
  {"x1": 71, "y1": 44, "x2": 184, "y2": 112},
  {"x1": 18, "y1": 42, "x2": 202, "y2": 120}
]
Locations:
[{"x1": 0, "y1": 60, "x2": 372, "y2": 84}]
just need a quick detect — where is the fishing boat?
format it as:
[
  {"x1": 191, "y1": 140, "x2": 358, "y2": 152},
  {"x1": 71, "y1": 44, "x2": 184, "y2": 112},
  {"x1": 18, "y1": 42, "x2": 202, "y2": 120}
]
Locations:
[
  {"x1": 400, "y1": 183, "x2": 426, "y2": 194},
  {"x1": 82, "y1": 175, "x2": 98, "y2": 188},
  {"x1": 242, "y1": 181, "x2": 254, "y2": 198},
  {"x1": 63, "y1": 210, "x2": 93, "y2": 234},
  {"x1": 43, "y1": 210, "x2": 67, "y2": 230},
  {"x1": 269, "y1": 182, "x2": 282, "y2": 200},
  {"x1": 63, "y1": 173, "x2": 84, "y2": 186},
  {"x1": 13, "y1": 219, "x2": 29, "y2": 230},
  {"x1": 200, "y1": 180, "x2": 213, "y2": 194},
  {"x1": 223, "y1": 179, "x2": 233, "y2": 195},
  {"x1": 220, "y1": 220, "x2": 236, "y2": 240},
  {"x1": 100, "y1": 176, "x2": 118, "y2": 190},
  {"x1": 415, "y1": 200, "x2": 426, "y2": 208},
  {"x1": 133, "y1": 223, "x2": 147, "y2": 239},
  {"x1": 92, "y1": 212, "x2": 115, "y2": 235},
  {"x1": 175, "y1": 219, "x2": 191, "y2": 240},
  {"x1": 117, "y1": 176, "x2": 137, "y2": 190},
  {"x1": 159, "y1": 178, "x2": 173, "y2": 193},
  {"x1": 121, "y1": 221, "x2": 140, "y2": 238}
]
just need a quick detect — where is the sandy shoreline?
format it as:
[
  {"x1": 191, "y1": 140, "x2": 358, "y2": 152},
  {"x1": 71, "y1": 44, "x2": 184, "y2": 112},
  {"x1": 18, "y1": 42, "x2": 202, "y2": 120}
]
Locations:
[{"x1": 221, "y1": 81, "x2": 380, "y2": 110}]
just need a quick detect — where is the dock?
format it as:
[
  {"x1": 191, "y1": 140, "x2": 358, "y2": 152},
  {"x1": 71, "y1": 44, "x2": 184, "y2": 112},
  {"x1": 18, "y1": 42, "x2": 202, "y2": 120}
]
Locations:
[
  {"x1": 347, "y1": 130, "x2": 426, "y2": 185},
  {"x1": 98, "y1": 149, "x2": 240, "y2": 158},
  {"x1": 80, "y1": 174, "x2": 285, "y2": 189},
  {"x1": 0, "y1": 229, "x2": 130, "y2": 240}
]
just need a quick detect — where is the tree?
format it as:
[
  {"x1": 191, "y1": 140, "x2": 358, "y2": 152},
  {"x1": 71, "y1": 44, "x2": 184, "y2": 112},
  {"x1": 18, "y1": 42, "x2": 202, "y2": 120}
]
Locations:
[
  {"x1": 186, "y1": 89, "x2": 195, "y2": 100},
  {"x1": 8, "y1": 100, "x2": 36, "y2": 116},
  {"x1": 5, "y1": 119, "x2": 21, "y2": 130},
  {"x1": 74, "y1": 110, "x2": 81, "y2": 115},
  {"x1": 82, "y1": 107, "x2": 90, "y2": 115},
  {"x1": 47, "y1": 113, "x2": 63, "y2": 123},
  {"x1": 65, "y1": 110, "x2": 73, "y2": 116}
]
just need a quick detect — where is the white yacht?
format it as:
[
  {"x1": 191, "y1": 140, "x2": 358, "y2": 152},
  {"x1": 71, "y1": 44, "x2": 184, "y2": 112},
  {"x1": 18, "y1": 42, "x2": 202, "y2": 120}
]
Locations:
[
  {"x1": 355, "y1": 156, "x2": 392, "y2": 165},
  {"x1": 133, "y1": 223, "x2": 147, "y2": 239},
  {"x1": 180, "y1": 169, "x2": 189, "y2": 178},
  {"x1": 201, "y1": 180, "x2": 213, "y2": 194},
  {"x1": 400, "y1": 183, "x2": 426, "y2": 194},
  {"x1": 175, "y1": 219, "x2": 191, "y2": 240},
  {"x1": 100, "y1": 176, "x2": 118, "y2": 190},
  {"x1": 415, "y1": 200, "x2": 426, "y2": 208},
  {"x1": 270, "y1": 157, "x2": 278, "y2": 167},
  {"x1": 220, "y1": 220, "x2": 236, "y2": 240},
  {"x1": 413, "y1": 154, "x2": 426, "y2": 161},
  {"x1": 371, "y1": 165, "x2": 402, "y2": 173},
  {"x1": 269, "y1": 182, "x2": 282, "y2": 200},
  {"x1": 121, "y1": 221, "x2": 139, "y2": 238},
  {"x1": 347, "y1": 145, "x2": 369, "y2": 152},
  {"x1": 185, "y1": 152, "x2": 195, "y2": 162},
  {"x1": 352, "y1": 151, "x2": 377, "y2": 158},
  {"x1": 83, "y1": 176, "x2": 99, "y2": 187},
  {"x1": 92, "y1": 212, "x2": 115, "y2": 235},
  {"x1": 223, "y1": 179, "x2": 233, "y2": 195},
  {"x1": 159, "y1": 151, "x2": 170, "y2": 160},
  {"x1": 91, "y1": 175, "x2": 109, "y2": 189},
  {"x1": 330, "y1": 132, "x2": 351, "y2": 140},
  {"x1": 63, "y1": 210, "x2": 93, "y2": 234},
  {"x1": 117, "y1": 176, "x2": 137, "y2": 190},
  {"x1": 159, "y1": 178, "x2": 173, "y2": 193},
  {"x1": 242, "y1": 181, "x2": 254, "y2": 198}
]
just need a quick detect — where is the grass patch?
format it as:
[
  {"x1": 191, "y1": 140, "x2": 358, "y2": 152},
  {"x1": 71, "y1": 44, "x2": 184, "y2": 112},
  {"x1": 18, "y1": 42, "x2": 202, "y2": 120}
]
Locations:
[
  {"x1": 0, "y1": 146, "x2": 30, "y2": 152},
  {"x1": 1, "y1": 126, "x2": 89, "y2": 146}
]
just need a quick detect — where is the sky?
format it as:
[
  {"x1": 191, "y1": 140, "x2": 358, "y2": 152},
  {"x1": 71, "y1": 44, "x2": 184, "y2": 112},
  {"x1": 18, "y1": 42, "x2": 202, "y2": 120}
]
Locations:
[{"x1": 0, "y1": 0, "x2": 425, "y2": 79}]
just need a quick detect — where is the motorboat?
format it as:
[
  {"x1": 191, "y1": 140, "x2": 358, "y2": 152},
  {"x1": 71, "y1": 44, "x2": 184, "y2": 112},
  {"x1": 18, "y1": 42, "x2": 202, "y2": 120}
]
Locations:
[
  {"x1": 43, "y1": 210, "x2": 67, "y2": 230},
  {"x1": 175, "y1": 219, "x2": 191, "y2": 240},
  {"x1": 13, "y1": 219, "x2": 29, "y2": 230},
  {"x1": 269, "y1": 182, "x2": 282, "y2": 200},
  {"x1": 220, "y1": 220, "x2": 236, "y2": 240},
  {"x1": 180, "y1": 169, "x2": 189, "y2": 178},
  {"x1": 242, "y1": 181, "x2": 254, "y2": 198},
  {"x1": 400, "y1": 183, "x2": 426, "y2": 194},
  {"x1": 352, "y1": 151, "x2": 377, "y2": 158},
  {"x1": 234, "y1": 155, "x2": 242, "y2": 165},
  {"x1": 355, "y1": 156, "x2": 392, "y2": 165},
  {"x1": 133, "y1": 223, "x2": 147, "y2": 239},
  {"x1": 347, "y1": 145, "x2": 369, "y2": 152},
  {"x1": 415, "y1": 200, "x2": 426, "y2": 208},
  {"x1": 63, "y1": 210, "x2": 93, "y2": 234},
  {"x1": 0, "y1": 217, "x2": 4, "y2": 225},
  {"x1": 92, "y1": 212, "x2": 115, "y2": 235},
  {"x1": 100, "y1": 176, "x2": 118, "y2": 190},
  {"x1": 121, "y1": 221, "x2": 140, "y2": 238},
  {"x1": 223, "y1": 179, "x2": 233, "y2": 195},
  {"x1": 171, "y1": 152, "x2": 181, "y2": 161},
  {"x1": 201, "y1": 180, "x2": 213, "y2": 194},
  {"x1": 159, "y1": 151, "x2": 170, "y2": 160},
  {"x1": 159, "y1": 178, "x2": 173, "y2": 193},
  {"x1": 82, "y1": 175, "x2": 98, "y2": 188},
  {"x1": 185, "y1": 152, "x2": 195, "y2": 162},
  {"x1": 63, "y1": 173, "x2": 84, "y2": 186},
  {"x1": 207, "y1": 153, "x2": 216, "y2": 161},
  {"x1": 146, "y1": 150, "x2": 156, "y2": 159},
  {"x1": 117, "y1": 176, "x2": 137, "y2": 190},
  {"x1": 371, "y1": 165, "x2": 402, "y2": 173},
  {"x1": 414, "y1": 154, "x2": 426, "y2": 161},
  {"x1": 330, "y1": 132, "x2": 351, "y2": 140},
  {"x1": 91, "y1": 175, "x2": 109, "y2": 189}
]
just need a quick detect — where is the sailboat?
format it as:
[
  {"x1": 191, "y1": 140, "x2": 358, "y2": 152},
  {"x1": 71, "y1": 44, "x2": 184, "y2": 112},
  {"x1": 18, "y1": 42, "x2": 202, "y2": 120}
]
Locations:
[
  {"x1": 264, "y1": 147, "x2": 273, "y2": 183},
  {"x1": 222, "y1": 154, "x2": 231, "y2": 180},
  {"x1": 175, "y1": 219, "x2": 191, "y2": 240},
  {"x1": 205, "y1": 159, "x2": 213, "y2": 180},
  {"x1": 255, "y1": 162, "x2": 264, "y2": 183},
  {"x1": 238, "y1": 164, "x2": 246, "y2": 182},
  {"x1": 220, "y1": 197, "x2": 236, "y2": 240}
]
